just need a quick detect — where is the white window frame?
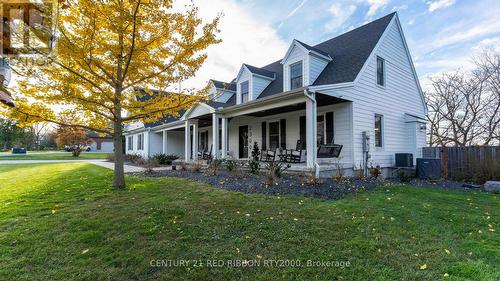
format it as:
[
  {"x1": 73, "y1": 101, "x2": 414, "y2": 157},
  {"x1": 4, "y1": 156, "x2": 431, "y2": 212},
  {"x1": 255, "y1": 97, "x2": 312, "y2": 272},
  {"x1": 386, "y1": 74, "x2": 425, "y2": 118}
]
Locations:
[
  {"x1": 199, "y1": 129, "x2": 209, "y2": 151},
  {"x1": 376, "y1": 56, "x2": 386, "y2": 88},
  {"x1": 240, "y1": 80, "x2": 249, "y2": 103},
  {"x1": 300, "y1": 112, "x2": 330, "y2": 145},
  {"x1": 267, "y1": 120, "x2": 281, "y2": 150},
  {"x1": 137, "y1": 133, "x2": 144, "y2": 150},
  {"x1": 127, "y1": 136, "x2": 133, "y2": 150},
  {"x1": 289, "y1": 61, "x2": 303, "y2": 90},
  {"x1": 374, "y1": 114, "x2": 384, "y2": 148}
]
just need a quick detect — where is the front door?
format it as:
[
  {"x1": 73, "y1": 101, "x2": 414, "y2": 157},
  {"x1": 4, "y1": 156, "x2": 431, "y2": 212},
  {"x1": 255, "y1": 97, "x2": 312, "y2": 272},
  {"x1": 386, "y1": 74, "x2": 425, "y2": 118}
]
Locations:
[{"x1": 239, "y1": 125, "x2": 249, "y2": 158}]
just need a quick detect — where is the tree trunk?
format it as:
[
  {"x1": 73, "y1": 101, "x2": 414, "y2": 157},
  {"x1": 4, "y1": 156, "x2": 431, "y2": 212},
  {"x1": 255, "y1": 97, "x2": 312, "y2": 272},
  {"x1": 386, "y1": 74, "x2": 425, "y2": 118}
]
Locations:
[{"x1": 113, "y1": 119, "x2": 126, "y2": 189}]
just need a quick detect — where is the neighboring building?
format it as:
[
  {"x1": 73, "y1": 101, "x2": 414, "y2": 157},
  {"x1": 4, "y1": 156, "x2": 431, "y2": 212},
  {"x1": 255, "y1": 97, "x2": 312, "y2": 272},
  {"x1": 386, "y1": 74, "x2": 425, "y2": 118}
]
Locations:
[
  {"x1": 124, "y1": 12, "x2": 426, "y2": 176},
  {"x1": 87, "y1": 131, "x2": 114, "y2": 152}
]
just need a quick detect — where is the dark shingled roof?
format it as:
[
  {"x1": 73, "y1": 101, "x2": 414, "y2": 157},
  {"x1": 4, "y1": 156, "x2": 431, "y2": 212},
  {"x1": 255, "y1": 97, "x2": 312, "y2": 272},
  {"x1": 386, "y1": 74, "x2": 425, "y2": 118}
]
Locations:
[
  {"x1": 257, "y1": 12, "x2": 395, "y2": 99},
  {"x1": 243, "y1": 64, "x2": 276, "y2": 79},
  {"x1": 135, "y1": 13, "x2": 395, "y2": 128},
  {"x1": 294, "y1": 39, "x2": 331, "y2": 58},
  {"x1": 134, "y1": 89, "x2": 187, "y2": 128},
  {"x1": 211, "y1": 79, "x2": 236, "y2": 92},
  {"x1": 144, "y1": 110, "x2": 186, "y2": 128}
]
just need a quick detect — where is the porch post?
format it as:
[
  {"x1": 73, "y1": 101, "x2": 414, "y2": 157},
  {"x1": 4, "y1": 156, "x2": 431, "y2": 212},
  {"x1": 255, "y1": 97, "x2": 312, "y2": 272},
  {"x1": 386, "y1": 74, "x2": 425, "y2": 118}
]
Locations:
[
  {"x1": 305, "y1": 91, "x2": 317, "y2": 169},
  {"x1": 212, "y1": 113, "x2": 220, "y2": 159},
  {"x1": 221, "y1": 117, "x2": 228, "y2": 159},
  {"x1": 184, "y1": 120, "x2": 191, "y2": 161},
  {"x1": 192, "y1": 120, "x2": 198, "y2": 160},
  {"x1": 162, "y1": 130, "x2": 167, "y2": 154}
]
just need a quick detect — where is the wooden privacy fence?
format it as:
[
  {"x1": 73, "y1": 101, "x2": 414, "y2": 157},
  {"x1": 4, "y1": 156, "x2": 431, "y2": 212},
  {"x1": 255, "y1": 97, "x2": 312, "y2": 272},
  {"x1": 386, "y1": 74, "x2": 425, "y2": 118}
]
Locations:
[{"x1": 422, "y1": 146, "x2": 500, "y2": 181}]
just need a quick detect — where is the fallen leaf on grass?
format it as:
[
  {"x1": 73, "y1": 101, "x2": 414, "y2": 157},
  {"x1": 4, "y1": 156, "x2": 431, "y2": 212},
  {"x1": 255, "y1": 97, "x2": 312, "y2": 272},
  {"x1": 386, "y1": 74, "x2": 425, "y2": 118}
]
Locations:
[
  {"x1": 445, "y1": 249, "x2": 450, "y2": 255},
  {"x1": 420, "y1": 264, "x2": 427, "y2": 270},
  {"x1": 81, "y1": 249, "x2": 89, "y2": 254}
]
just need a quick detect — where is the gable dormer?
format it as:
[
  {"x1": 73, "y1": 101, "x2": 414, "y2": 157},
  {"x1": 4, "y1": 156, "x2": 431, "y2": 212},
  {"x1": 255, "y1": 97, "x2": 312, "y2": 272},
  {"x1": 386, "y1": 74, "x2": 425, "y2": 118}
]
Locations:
[
  {"x1": 281, "y1": 39, "x2": 332, "y2": 91},
  {"x1": 235, "y1": 64, "x2": 275, "y2": 104},
  {"x1": 208, "y1": 79, "x2": 235, "y2": 103}
]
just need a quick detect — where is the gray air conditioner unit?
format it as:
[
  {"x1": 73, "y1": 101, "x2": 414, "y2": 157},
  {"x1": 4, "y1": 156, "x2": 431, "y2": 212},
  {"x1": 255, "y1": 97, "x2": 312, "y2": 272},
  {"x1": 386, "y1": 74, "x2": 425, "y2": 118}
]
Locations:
[{"x1": 395, "y1": 153, "x2": 413, "y2": 167}]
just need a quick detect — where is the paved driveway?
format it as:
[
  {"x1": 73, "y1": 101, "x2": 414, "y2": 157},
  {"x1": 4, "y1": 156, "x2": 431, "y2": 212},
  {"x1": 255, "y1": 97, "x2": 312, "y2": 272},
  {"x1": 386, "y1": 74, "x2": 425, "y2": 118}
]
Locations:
[{"x1": 0, "y1": 159, "x2": 147, "y2": 173}]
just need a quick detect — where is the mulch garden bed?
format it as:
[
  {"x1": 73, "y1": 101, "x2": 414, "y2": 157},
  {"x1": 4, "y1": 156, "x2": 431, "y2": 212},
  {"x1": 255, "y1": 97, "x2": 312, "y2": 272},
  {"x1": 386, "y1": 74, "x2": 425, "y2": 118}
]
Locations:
[
  {"x1": 137, "y1": 167, "x2": 487, "y2": 200},
  {"x1": 143, "y1": 169, "x2": 382, "y2": 200}
]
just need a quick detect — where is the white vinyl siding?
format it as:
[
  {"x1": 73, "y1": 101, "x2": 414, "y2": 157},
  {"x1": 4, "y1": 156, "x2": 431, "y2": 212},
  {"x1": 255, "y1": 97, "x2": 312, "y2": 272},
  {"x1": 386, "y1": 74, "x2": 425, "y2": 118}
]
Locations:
[
  {"x1": 125, "y1": 131, "x2": 151, "y2": 158},
  {"x1": 309, "y1": 54, "x2": 329, "y2": 84},
  {"x1": 236, "y1": 68, "x2": 252, "y2": 104},
  {"x1": 252, "y1": 76, "x2": 272, "y2": 100},
  {"x1": 283, "y1": 45, "x2": 308, "y2": 91},
  {"x1": 315, "y1": 18, "x2": 426, "y2": 168}
]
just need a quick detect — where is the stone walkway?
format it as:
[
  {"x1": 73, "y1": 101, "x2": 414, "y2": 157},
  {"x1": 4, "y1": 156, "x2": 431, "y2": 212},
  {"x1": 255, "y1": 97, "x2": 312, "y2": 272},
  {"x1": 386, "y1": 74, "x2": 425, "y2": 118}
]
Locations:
[{"x1": 0, "y1": 159, "x2": 152, "y2": 173}]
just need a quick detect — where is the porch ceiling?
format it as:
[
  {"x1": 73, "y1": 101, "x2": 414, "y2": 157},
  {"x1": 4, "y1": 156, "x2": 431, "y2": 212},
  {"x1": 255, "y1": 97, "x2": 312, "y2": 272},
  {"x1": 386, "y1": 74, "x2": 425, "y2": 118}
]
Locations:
[{"x1": 245, "y1": 93, "x2": 348, "y2": 117}]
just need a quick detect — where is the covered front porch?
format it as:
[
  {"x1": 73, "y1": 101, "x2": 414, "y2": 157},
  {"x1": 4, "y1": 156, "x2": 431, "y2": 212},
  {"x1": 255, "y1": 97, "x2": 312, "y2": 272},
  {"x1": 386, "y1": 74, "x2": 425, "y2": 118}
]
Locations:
[{"x1": 159, "y1": 88, "x2": 354, "y2": 175}]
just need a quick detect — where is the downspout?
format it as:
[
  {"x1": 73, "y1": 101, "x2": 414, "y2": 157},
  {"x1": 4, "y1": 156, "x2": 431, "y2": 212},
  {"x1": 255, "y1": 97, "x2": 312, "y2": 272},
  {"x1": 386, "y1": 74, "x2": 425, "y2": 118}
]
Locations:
[{"x1": 304, "y1": 89, "x2": 320, "y2": 178}]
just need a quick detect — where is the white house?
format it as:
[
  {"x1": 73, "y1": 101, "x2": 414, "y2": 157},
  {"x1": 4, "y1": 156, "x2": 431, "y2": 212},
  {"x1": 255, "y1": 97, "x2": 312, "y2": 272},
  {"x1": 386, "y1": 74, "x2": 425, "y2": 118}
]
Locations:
[{"x1": 124, "y1": 12, "x2": 427, "y2": 176}]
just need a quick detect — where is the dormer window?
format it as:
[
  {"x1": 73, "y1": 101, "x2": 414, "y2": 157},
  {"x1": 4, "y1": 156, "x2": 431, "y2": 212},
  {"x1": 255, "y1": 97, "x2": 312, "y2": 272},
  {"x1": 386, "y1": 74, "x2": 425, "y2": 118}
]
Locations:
[
  {"x1": 240, "y1": 81, "x2": 249, "y2": 103},
  {"x1": 290, "y1": 61, "x2": 303, "y2": 90}
]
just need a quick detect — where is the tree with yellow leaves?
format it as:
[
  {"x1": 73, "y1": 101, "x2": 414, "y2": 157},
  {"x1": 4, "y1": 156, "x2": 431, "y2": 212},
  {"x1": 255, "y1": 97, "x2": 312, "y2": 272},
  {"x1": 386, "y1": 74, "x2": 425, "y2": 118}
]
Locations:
[{"x1": 1, "y1": 0, "x2": 220, "y2": 188}]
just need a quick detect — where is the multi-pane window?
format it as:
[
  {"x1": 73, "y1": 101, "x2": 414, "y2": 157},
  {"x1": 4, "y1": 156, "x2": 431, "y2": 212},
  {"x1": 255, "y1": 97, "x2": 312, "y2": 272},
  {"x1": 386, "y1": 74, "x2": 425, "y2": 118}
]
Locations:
[
  {"x1": 199, "y1": 131, "x2": 208, "y2": 151},
  {"x1": 240, "y1": 81, "x2": 249, "y2": 103},
  {"x1": 317, "y1": 115, "x2": 325, "y2": 146},
  {"x1": 290, "y1": 61, "x2": 303, "y2": 90},
  {"x1": 374, "y1": 114, "x2": 383, "y2": 147},
  {"x1": 269, "y1": 121, "x2": 280, "y2": 150},
  {"x1": 376, "y1": 56, "x2": 385, "y2": 86},
  {"x1": 127, "y1": 136, "x2": 133, "y2": 150},
  {"x1": 137, "y1": 133, "x2": 144, "y2": 150}
]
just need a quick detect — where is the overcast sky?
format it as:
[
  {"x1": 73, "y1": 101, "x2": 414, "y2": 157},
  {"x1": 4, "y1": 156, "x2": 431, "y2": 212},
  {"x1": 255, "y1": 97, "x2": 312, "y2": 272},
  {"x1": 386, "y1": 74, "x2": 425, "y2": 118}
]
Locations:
[{"x1": 180, "y1": 0, "x2": 500, "y2": 91}]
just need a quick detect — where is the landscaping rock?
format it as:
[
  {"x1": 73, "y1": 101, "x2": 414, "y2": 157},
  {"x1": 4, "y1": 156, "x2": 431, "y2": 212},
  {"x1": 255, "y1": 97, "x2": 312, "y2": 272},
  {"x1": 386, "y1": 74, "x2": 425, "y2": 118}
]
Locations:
[{"x1": 484, "y1": 181, "x2": 500, "y2": 193}]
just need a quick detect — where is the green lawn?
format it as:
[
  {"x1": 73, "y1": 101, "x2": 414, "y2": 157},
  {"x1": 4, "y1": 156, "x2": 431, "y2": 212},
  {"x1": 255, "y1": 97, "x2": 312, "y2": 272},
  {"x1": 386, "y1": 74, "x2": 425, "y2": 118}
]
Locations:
[
  {"x1": 0, "y1": 164, "x2": 498, "y2": 280},
  {"x1": 0, "y1": 152, "x2": 109, "y2": 160}
]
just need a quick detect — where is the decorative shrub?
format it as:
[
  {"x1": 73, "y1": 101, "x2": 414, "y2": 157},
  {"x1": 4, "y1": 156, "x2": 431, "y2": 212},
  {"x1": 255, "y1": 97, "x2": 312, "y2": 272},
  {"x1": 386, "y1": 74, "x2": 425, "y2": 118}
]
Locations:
[
  {"x1": 302, "y1": 174, "x2": 322, "y2": 186},
  {"x1": 369, "y1": 164, "x2": 382, "y2": 179},
  {"x1": 224, "y1": 157, "x2": 237, "y2": 172},
  {"x1": 263, "y1": 160, "x2": 290, "y2": 186},
  {"x1": 333, "y1": 156, "x2": 345, "y2": 181},
  {"x1": 125, "y1": 154, "x2": 144, "y2": 164},
  {"x1": 191, "y1": 160, "x2": 203, "y2": 172},
  {"x1": 153, "y1": 153, "x2": 179, "y2": 165},
  {"x1": 248, "y1": 142, "x2": 261, "y2": 174},
  {"x1": 398, "y1": 171, "x2": 413, "y2": 183},
  {"x1": 353, "y1": 163, "x2": 365, "y2": 179},
  {"x1": 206, "y1": 159, "x2": 223, "y2": 176},
  {"x1": 136, "y1": 158, "x2": 158, "y2": 174},
  {"x1": 179, "y1": 161, "x2": 188, "y2": 171}
]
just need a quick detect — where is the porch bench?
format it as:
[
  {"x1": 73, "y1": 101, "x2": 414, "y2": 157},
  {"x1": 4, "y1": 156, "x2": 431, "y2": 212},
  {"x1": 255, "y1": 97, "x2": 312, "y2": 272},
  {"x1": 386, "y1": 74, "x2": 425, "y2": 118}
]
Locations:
[{"x1": 317, "y1": 144, "x2": 343, "y2": 158}]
